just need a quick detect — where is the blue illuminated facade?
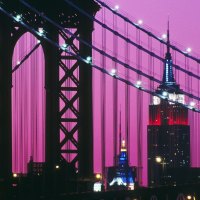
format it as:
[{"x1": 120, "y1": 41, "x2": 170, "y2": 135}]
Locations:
[
  {"x1": 109, "y1": 140, "x2": 135, "y2": 190},
  {"x1": 162, "y1": 24, "x2": 176, "y2": 86}
]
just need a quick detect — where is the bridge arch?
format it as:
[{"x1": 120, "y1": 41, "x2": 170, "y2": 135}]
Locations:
[{"x1": 12, "y1": 31, "x2": 45, "y2": 173}]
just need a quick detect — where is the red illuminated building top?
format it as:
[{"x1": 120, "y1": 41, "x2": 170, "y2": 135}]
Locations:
[{"x1": 149, "y1": 23, "x2": 188, "y2": 126}]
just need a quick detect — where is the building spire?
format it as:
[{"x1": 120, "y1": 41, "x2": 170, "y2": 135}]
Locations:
[
  {"x1": 119, "y1": 107, "x2": 122, "y2": 151},
  {"x1": 166, "y1": 18, "x2": 171, "y2": 59},
  {"x1": 162, "y1": 18, "x2": 176, "y2": 85},
  {"x1": 167, "y1": 19, "x2": 170, "y2": 55}
]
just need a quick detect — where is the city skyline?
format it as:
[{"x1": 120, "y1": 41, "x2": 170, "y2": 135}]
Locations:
[
  {"x1": 6, "y1": 0, "x2": 200, "y2": 187},
  {"x1": 93, "y1": 0, "x2": 200, "y2": 186},
  {"x1": 1, "y1": 1, "x2": 200, "y2": 198}
]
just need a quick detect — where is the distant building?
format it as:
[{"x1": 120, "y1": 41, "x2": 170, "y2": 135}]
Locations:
[
  {"x1": 107, "y1": 139, "x2": 136, "y2": 190},
  {"x1": 147, "y1": 24, "x2": 190, "y2": 186}
]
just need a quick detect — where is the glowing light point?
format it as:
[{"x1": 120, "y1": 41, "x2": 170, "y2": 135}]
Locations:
[
  {"x1": 121, "y1": 139, "x2": 127, "y2": 152},
  {"x1": 122, "y1": 139, "x2": 125, "y2": 148},
  {"x1": 186, "y1": 195, "x2": 192, "y2": 200},
  {"x1": 38, "y1": 28, "x2": 45, "y2": 36},
  {"x1": 86, "y1": 56, "x2": 92, "y2": 64},
  {"x1": 189, "y1": 101, "x2": 195, "y2": 107},
  {"x1": 137, "y1": 19, "x2": 143, "y2": 25},
  {"x1": 186, "y1": 47, "x2": 192, "y2": 53},
  {"x1": 13, "y1": 173, "x2": 18, "y2": 178},
  {"x1": 15, "y1": 14, "x2": 22, "y2": 22},
  {"x1": 93, "y1": 182, "x2": 102, "y2": 192},
  {"x1": 39, "y1": 29, "x2": 44, "y2": 34},
  {"x1": 37, "y1": 40, "x2": 41, "y2": 44},
  {"x1": 155, "y1": 156, "x2": 162, "y2": 163},
  {"x1": 61, "y1": 43, "x2": 68, "y2": 51},
  {"x1": 136, "y1": 80, "x2": 142, "y2": 87},
  {"x1": 95, "y1": 173, "x2": 102, "y2": 180},
  {"x1": 55, "y1": 165, "x2": 60, "y2": 169},
  {"x1": 17, "y1": 61, "x2": 21, "y2": 65},
  {"x1": 162, "y1": 91, "x2": 168, "y2": 97},
  {"x1": 110, "y1": 68, "x2": 117, "y2": 76},
  {"x1": 162, "y1": 33, "x2": 167, "y2": 39},
  {"x1": 62, "y1": 43, "x2": 67, "y2": 48},
  {"x1": 114, "y1": 5, "x2": 120, "y2": 11}
]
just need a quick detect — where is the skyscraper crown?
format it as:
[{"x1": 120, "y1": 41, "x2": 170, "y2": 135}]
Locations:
[{"x1": 162, "y1": 20, "x2": 176, "y2": 85}]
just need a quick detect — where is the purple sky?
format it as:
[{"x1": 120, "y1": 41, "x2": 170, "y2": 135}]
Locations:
[{"x1": 110, "y1": 0, "x2": 200, "y2": 54}]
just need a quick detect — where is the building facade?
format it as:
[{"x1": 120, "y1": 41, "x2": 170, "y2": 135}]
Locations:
[{"x1": 148, "y1": 27, "x2": 190, "y2": 186}]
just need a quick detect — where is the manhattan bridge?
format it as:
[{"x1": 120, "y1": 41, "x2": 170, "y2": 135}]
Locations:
[{"x1": 0, "y1": 0, "x2": 200, "y2": 199}]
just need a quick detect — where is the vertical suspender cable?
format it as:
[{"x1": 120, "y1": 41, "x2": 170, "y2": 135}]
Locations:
[
  {"x1": 148, "y1": 36, "x2": 153, "y2": 99},
  {"x1": 124, "y1": 21, "x2": 130, "y2": 163},
  {"x1": 174, "y1": 51, "x2": 178, "y2": 83},
  {"x1": 113, "y1": 12, "x2": 118, "y2": 166},
  {"x1": 197, "y1": 62, "x2": 199, "y2": 165},
  {"x1": 101, "y1": 8, "x2": 106, "y2": 183},
  {"x1": 160, "y1": 42, "x2": 164, "y2": 80},
  {"x1": 136, "y1": 28, "x2": 143, "y2": 185}
]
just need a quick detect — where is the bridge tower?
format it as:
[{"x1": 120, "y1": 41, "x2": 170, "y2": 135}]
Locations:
[{"x1": 0, "y1": 0, "x2": 99, "y2": 190}]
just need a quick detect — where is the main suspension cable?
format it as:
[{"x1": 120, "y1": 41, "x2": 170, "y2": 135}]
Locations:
[
  {"x1": 18, "y1": 0, "x2": 200, "y2": 103},
  {"x1": 1, "y1": 4, "x2": 200, "y2": 114}
]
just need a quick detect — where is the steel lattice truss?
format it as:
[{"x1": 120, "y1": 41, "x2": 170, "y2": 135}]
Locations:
[{"x1": 59, "y1": 29, "x2": 80, "y2": 167}]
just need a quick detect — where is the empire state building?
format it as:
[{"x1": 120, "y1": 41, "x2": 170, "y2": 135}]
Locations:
[{"x1": 147, "y1": 24, "x2": 190, "y2": 186}]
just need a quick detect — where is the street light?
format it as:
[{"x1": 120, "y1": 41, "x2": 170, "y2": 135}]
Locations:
[
  {"x1": 95, "y1": 173, "x2": 102, "y2": 180},
  {"x1": 13, "y1": 173, "x2": 18, "y2": 178},
  {"x1": 186, "y1": 195, "x2": 192, "y2": 200},
  {"x1": 155, "y1": 156, "x2": 162, "y2": 163}
]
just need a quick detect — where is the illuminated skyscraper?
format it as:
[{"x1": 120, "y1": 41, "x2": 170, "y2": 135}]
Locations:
[
  {"x1": 147, "y1": 24, "x2": 190, "y2": 186},
  {"x1": 108, "y1": 139, "x2": 135, "y2": 190}
]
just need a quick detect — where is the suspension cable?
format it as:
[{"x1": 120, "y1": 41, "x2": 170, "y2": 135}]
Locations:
[
  {"x1": 1, "y1": 4, "x2": 200, "y2": 114},
  {"x1": 12, "y1": 42, "x2": 40, "y2": 73},
  {"x1": 95, "y1": 0, "x2": 200, "y2": 64},
  {"x1": 62, "y1": 0, "x2": 200, "y2": 81},
  {"x1": 16, "y1": 0, "x2": 200, "y2": 103}
]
